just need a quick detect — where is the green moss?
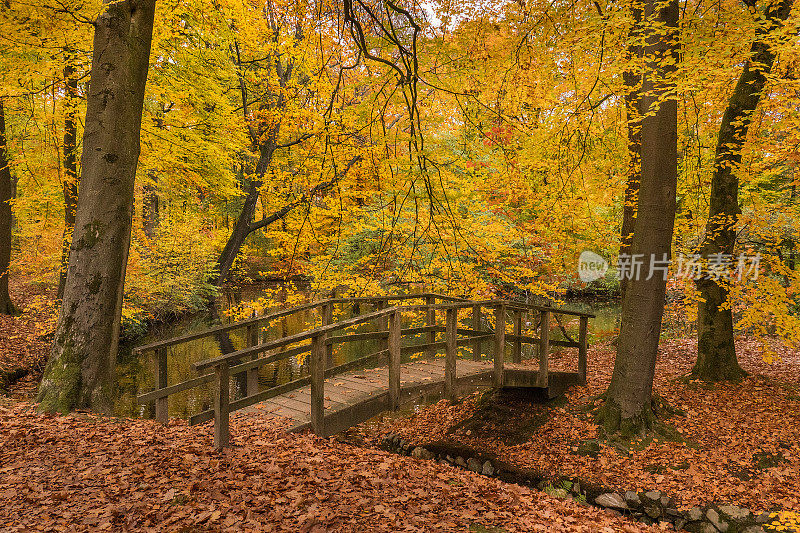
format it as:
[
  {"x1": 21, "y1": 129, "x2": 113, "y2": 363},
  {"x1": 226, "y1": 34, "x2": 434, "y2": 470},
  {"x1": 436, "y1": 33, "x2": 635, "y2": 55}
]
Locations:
[{"x1": 36, "y1": 339, "x2": 82, "y2": 414}]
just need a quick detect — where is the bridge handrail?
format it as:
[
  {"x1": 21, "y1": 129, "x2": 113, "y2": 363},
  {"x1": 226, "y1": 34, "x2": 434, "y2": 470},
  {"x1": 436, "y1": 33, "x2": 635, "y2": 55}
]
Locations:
[{"x1": 135, "y1": 295, "x2": 593, "y2": 448}]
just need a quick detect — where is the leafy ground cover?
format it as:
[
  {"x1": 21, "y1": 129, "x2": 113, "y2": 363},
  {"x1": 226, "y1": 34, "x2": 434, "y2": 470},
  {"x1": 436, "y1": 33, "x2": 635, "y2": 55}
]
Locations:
[
  {"x1": 0, "y1": 399, "x2": 664, "y2": 532},
  {"x1": 355, "y1": 338, "x2": 800, "y2": 516}
]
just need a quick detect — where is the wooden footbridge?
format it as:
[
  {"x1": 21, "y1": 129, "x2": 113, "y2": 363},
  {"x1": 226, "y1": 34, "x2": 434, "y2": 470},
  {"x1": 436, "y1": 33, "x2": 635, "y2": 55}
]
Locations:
[{"x1": 134, "y1": 294, "x2": 594, "y2": 448}]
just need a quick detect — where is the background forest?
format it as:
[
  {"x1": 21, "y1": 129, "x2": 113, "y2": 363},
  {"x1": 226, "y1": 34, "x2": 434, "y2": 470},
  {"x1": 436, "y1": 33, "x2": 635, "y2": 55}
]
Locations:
[{"x1": 2, "y1": 0, "x2": 800, "y2": 356}]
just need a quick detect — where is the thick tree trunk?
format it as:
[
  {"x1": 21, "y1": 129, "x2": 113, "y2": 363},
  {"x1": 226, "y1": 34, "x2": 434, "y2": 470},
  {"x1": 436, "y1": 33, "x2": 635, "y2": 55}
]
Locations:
[
  {"x1": 598, "y1": 0, "x2": 679, "y2": 436},
  {"x1": 57, "y1": 59, "x2": 80, "y2": 301},
  {"x1": 619, "y1": 2, "x2": 643, "y2": 298},
  {"x1": 0, "y1": 99, "x2": 17, "y2": 315},
  {"x1": 693, "y1": 0, "x2": 793, "y2": 382},
  {"x1": 37, "y1": 0, "x2": 157, "y2": 414}
]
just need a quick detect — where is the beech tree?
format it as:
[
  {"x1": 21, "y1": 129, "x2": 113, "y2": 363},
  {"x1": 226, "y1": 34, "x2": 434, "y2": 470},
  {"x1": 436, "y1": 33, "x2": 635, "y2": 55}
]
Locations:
[
  {"x1": 0, "y1": 98, "x2": 15, "y2": 315},
  {"x1": 693, "y1": 0, "x2": 795, "y2": 382},
  {"x1": 37, "y1": 0, "x2": 157, "y2": 413},
  {"x1": 598, "y1": 0, "x2": 679, "y2": 434}
]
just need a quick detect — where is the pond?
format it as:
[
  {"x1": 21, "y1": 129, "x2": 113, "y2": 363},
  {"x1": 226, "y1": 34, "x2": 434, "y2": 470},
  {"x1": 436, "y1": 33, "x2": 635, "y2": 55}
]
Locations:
[{"x1": 113, "y1": 285, "x2": 622, "y2": 419}]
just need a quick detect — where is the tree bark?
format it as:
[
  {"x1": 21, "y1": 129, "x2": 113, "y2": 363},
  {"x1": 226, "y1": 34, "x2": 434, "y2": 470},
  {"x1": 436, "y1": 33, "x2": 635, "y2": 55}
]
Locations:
[
  {"x1": 693, "y1": 0, "x2": 794, "y2": 382},
  {"x1": 57, "y1": 57, "x2": 80, "y2": 301},
  {"x1": 0, "y1": 98, "x2": 17, "y2": 315},
  {"x1": 37, "y1": 0, "x2": 157, "y2": 414},
  {"x1": 598, "y1": 0, "x2": 679, "y2": 436},
  {"x1": 619, "y1": 1, "x2": 643, "y2": 298}
]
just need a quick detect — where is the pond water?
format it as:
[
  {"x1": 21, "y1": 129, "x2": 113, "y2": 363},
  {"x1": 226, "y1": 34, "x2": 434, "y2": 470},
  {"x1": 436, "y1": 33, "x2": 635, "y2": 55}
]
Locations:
[{"x1": 113, "y1": 285, "x2": 621, "y2": 419}]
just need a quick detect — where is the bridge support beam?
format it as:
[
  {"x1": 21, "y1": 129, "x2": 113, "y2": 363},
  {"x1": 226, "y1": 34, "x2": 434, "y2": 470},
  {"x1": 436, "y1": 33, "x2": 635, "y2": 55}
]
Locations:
[
  {"x1": 310, "y1": 332, "x2": 325, "y2": 435},
  {"x1": 445, "y1": 307, "x2": 457, "y2": 402},
  {"x1": 213, "y1": 363, "x2": 230, "y2": 449},
  {"x1": 538, "y1": 310, "x2": 550, "y2": 388}
]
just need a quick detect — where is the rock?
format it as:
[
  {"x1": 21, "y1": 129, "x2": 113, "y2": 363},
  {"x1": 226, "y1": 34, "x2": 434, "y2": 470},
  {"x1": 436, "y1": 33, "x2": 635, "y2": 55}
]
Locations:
[
  {"x1": 481, "y1": 461, "x2": 494, "y2": 476},
  {"x1": 455, "y1": 456, "x2": 467, "y2": 468},
  {"x1": 411, "y1": 447, "x2": 434, "y2": 460},
  {"x1": 660, "y1": 495, "x2": 674, "y2": 509},
  {"x1": 445, "y1": 455, "x2": 454, "y2": 464},
  {"x1": 755, "y1": 512, "x2": 773, "y2": 524},
  {"x1": 741, "y1": 528, "x2": 763, "y2": 533},
  {"x1": 718, "y1": 505, "x2": 752, "y2": 522},
  {"x1": 643, "y1": 490, "x2": 662, "y2": 502},
  {"x1": 666, "y1": 507, "x2": 681, "y2": 517},
  {"x1": 467, "y1": 457, "x2": 482, "y2": 473},
  {"x1": 687, "y1": 506, "x2": 704, "y2": 521},
  {"x1": 572, "y1": 481, "x2": 581, "y2": 495},
  {"x1": 706, "y1": 508, "x2": 729, "y2": 532},
  {"x1": 623, "y1": 491, "x2": 641, "y2": 507},
  {"x1": 595, "y1": 493, "x2": 628, "y2": 510},
  {"x1": 643, "y1": 505, "x2": 662, "y2": 519},
  {"x1": 674, "y1": 518, "x2": 687, "y2": 531}
]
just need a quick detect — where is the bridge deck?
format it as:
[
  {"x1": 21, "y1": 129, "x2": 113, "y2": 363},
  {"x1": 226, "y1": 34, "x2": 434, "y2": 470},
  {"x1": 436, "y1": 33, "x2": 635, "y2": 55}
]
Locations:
[{"x1": 248, "y1": 359, "x2": 580, "y2": 437}]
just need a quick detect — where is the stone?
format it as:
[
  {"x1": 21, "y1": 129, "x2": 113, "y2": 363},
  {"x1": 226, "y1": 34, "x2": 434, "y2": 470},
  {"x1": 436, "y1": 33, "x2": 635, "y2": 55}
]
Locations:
[
  {"x1": 643, "y1": 505, "x2": 662, "y2": 519},
  {"x1": 666, "y1": 507, "x2": 681, "y2": 517},
  {"x1": 706, "y1": 508, "x2": 729, "y2": 532},
  {"x1": 718, "y1": 505, "x2": 752, "y2": 522},
  {"x1": 467, "y1": 457, "x2": 482, "y2": 473},
  {"x1": 446, "y1": 455, "x2": 454, "y2": 464},
  {"x1": 643, "y1": 490, "x2": 662, "y2": 502},
  {"x1": 572, "y1": 481, "x2": 581, "y2": 495},
  {"x1": 411, "y1": 447, "x2": 434, "y2": 460},
  {"x1": 595, "y1": 493, "x2": 628, "y2": 510},
  {"x1": 741, "y1": 528, "x2": 763, "y2": 533},
  {"x1": 455, "y1": 456, "x2": 467, "y2": 468},
  {"x1": 623, "y1": 491, "x2": 641, "y2": 507},
  {"x1": 687, "y1": 507, "x2": 704, "y2": 521},
  {"x1": 660, "y1": 495, "x2": 674, "y2": 508},
  {"x1": 674, "y1": 518, "x2": 687, "y2": 531},
  {"x1": 756, "y1": 512, "x2": 773, "y2": 524},
  {"x1": 481, "y1": 461, "x2": 494, "y2": 476}
]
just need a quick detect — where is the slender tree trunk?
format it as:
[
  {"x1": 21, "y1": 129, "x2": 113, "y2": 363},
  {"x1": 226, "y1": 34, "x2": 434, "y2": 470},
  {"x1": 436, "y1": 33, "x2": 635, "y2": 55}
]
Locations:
[
  {"x1": 0, "y1": 98, "x2": 17, "y2": 315},
  {"x1": 693, "y1": 0, "x2": 794, "y2": 382},
  {"x1": 620, "y1": 1, "x2": 643, "y2": 298},
  {"x1": 57, "y1": 58, "x2": 80, "y2": 301},
  {"x1": 215, "y1": 140, "x2": 277, "y2": 284},
  {"x1": 37, "y1": 0, "x2": 157, "y2": 414},
  {"x1": 142, "y1": 116, "x2": 163, "y2": 240},
  {"x1": 598, "y1": 0, "x2": 679, "y2": 435}
]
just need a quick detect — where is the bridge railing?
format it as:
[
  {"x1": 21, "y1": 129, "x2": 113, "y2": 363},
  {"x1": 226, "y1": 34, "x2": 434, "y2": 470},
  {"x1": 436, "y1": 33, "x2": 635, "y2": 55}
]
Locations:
[{"x1": 133, "y1": 294, "x2": 594, "y2": 448}]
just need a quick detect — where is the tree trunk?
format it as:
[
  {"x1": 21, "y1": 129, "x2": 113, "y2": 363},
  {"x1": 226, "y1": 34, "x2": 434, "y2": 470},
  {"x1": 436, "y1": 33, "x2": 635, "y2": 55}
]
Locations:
[
  {"x1": 693, "y1": 0, "x2": 793, "y2": 382},
  {"x1": 0, "y1": 98, "x2": 17, "y2": 315},
  {"x1": 57, "y1": 58, "x2": 80, "y2": 301},
  {"x1": 142, "y1": 115, "x2": 163, "y2": 240},
  {"x1": 598, "y1": 0, "x2": 679, "y2": 436},
  {"x1": 37, "y1": 0, "x2": 157, "y2": 414},
  {"x1": 619, "y1": 1, "x2": 643, "y2": 298}
]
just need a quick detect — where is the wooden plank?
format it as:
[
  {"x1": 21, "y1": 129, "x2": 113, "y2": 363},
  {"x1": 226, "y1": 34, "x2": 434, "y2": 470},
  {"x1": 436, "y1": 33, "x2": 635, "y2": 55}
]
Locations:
[
  {"x1": 331, "y1": 375, "x2": 383, "y2": 394},
  {"x1": 388, "y1": 309, "x2": 401, "y2": 410},
  {"x1": 426, "y1": 296, "x2": 436, "y2": 359},
  {"x1": 513, "y1": 310, "x2": 523, "y2": 364},
  {"x1": 402, "y1": 341, "x2": 447, "y2": 356},
  {"x1": 213, "y1": 364, "x2": 230, "y2": 449},
  {"x1": 310, "y1": 334, "x2": 325, "y2": 435},
  {"x1": 154, "y1": 348, "x2": 168, "y2": 424},
  {"x1": 445, "y1": 308, "x2": 457, "y2": 402},
  {"x1": 538, "y1": 309, "x2": 550, "y2": 388},
  {"x1": 246, "y1": 324, "x2": 259, "y2": 398},
  {"x1": 494, "y1": 304, "x2": 505, "y2": 387},
  {"x1": 578, "y1": 316, "x2": 588, "y2": 385}
]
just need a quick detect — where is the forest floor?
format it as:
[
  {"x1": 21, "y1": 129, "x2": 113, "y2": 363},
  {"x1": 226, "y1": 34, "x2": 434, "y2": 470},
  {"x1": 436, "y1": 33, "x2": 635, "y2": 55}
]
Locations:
[
  {"x1": 2, "y1": 279, "x2": 799, "y2": 531},
  {"x1": 353, "y1": 337, "x2": 800, "y2": 519}
]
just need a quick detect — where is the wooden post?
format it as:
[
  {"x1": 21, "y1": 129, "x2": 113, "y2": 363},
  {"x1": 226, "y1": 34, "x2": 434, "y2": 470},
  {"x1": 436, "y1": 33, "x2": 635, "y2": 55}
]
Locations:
[
  {"x1": 321, "y1": 303, "x2": 333, "y2": 366},
  {"x1": 154, "y1": 348, "x2": 168, "y2": 424},
  {"x1": 310, "y1": 333, "x2": 325, "y2": 435},
  {"x1": 388, "y1": 308, "x2": 401, "y2": 410},
  {"x1": 376, "y1": 299, "x2": 388, "y2": 354},
  {"x1": 213, "y1": 362, "x2": 230, "y2": 449},
  {"x1": 445, "y1": 307, "x2": 457, "y2": 402},
  {"x1": 513, "y1": 310, "x2": 523, "y2": 363},
  {"x1": 578, "y1": 315, "x2": 588, "y2": 385},
  {"x1": 472, "y1": 304, "x2": 482, "y2": 361},
  {"x1": 493, "y1": 304, "x2": 505, "y2": 388},
  {"x1": 246, "y1": 323, "x2": 259, "y2": 397},
  {"x1": 538, "y1": 309, "x2": 550, "y2": 388},
  {"x1": 426, "y1": 295, "x2": 436, "y2": 358}
]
